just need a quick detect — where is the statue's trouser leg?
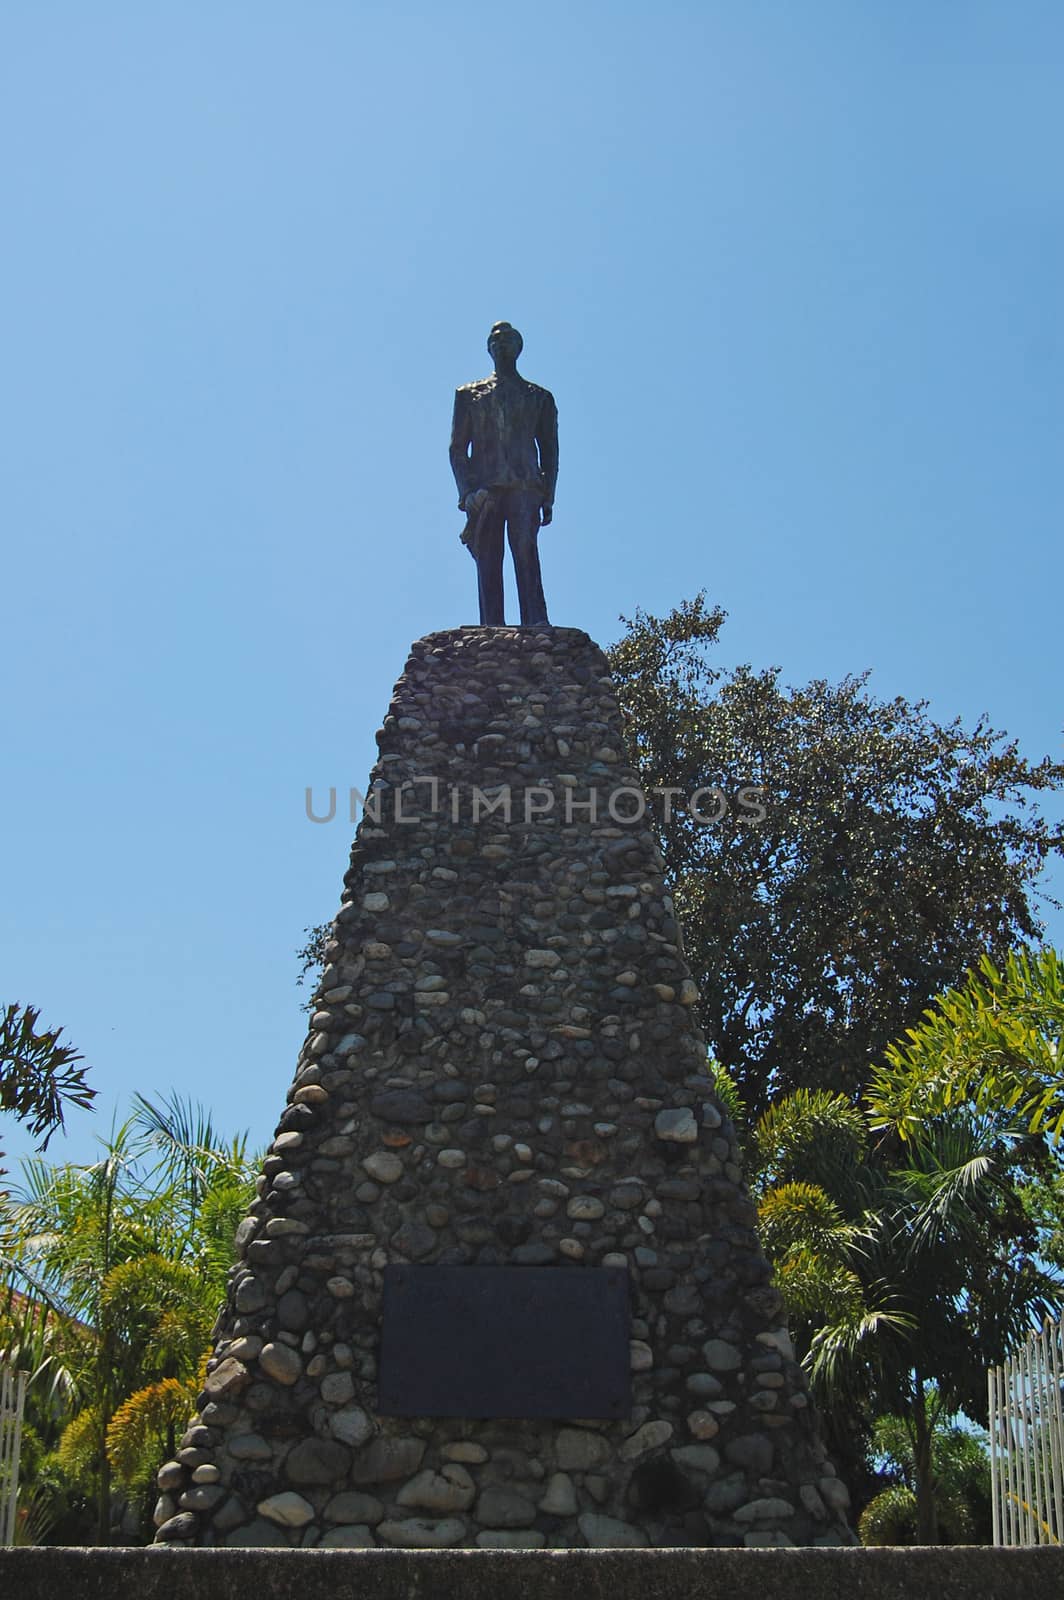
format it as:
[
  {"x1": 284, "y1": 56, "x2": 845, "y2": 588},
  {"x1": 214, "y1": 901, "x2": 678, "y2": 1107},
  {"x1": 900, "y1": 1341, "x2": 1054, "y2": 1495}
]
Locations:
[
  {"x1": 507, "y1": 491, "x2": 549, "y2": 625},
  {"x1": 476, "y1": 505, "x2": 506, "y2": 625}
]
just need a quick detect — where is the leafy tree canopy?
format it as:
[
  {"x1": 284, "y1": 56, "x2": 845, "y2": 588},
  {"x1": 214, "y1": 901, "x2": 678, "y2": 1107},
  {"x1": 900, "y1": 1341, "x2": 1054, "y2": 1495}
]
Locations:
[
  {"x1": 2, "y1": 1097, "x2": 256, "y2": 1544},
  {"x1": 858, "y1": 1405, "x2": 992, "y2": 1546},
  {"x1": 746, "y1": 1079, "x2": 1059, "y2": 1542},
  {"x1": 868, "y1": 947, "x2": 1064, "y2": 1145},
  {"x1": 608, "y1": 596, "x2": 1064, "y2": 1113},
  {"x1": 1, "y1": 1004, "x2": 95, "y2": 1176}
]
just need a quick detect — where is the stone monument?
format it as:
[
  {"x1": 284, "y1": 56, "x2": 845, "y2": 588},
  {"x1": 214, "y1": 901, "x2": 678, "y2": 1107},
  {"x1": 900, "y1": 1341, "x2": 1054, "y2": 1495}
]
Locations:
[{"x1": 152, "y1": 340, "x2": 851, "y2": 1550}]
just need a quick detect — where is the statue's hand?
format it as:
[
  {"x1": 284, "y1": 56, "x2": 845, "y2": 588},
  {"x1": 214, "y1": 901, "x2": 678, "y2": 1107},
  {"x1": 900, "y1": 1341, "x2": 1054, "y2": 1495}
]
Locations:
[
  {"x1": 540, "y1": 502, "x2": 553, "y2": 527},
  {"x1": 463, "y1": 488, "x2": 490, "y2": 514}
]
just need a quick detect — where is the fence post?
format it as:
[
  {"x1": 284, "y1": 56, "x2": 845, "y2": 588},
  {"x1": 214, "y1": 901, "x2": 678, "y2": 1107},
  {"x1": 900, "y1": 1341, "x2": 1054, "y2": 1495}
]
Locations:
[
  {"x1": 0, "y1": 1363, "x2": 29, "y2": 1546},
  {"x1": 988, "y1": 1315, "x2": 1064, "y2": 1547}
]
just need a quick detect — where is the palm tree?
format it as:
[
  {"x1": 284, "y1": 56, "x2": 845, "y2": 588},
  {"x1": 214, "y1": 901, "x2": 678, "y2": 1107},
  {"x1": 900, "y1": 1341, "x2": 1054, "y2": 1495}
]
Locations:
[
  {"x1": 858, "y1": 1405, "x2": 992, "y2": 1545},
  {"x1": 750, "y1": 1087, "x2": 1060, "y2": 1542},
  {"x1": 2, "y1": 1097, "x2": 255, "y2": 1543}
]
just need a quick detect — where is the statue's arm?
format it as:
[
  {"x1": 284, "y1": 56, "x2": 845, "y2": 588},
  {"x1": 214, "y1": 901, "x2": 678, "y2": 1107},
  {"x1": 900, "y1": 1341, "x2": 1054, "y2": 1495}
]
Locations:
[
  {"x1": 449, "y1": 389, "x2": 474, "y2": 508},
  {"x1": 537, "y1": 391, "x2": 559, "y2": 510}
]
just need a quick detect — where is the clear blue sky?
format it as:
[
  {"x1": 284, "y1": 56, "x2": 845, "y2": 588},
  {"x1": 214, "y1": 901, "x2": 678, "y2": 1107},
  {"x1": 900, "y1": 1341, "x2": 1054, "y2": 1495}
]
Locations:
[{"x1": 2, "y1": 3, "x2": 1061, "y2": 1171}]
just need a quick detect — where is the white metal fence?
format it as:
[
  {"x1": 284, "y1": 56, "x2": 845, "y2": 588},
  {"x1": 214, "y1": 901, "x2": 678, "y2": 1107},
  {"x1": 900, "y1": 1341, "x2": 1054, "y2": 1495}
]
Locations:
[
  {"x1": 0, "y1": 1363, "x2": 28, "y2": 1546},
  {"x1": 988, "y1": 1316, "x2": 1064, "y2": 1546}
]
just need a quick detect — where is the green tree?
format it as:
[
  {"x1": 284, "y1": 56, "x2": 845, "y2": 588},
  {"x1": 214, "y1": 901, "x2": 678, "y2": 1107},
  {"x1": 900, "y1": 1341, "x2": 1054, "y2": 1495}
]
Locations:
[
  {"x1": 2, "y1": 1096, "x2": 255, "y2": 1543},
  {"x1": 1, "y1": 1004, "x2": 94, "y2": 1180},
  {"x1": 607, "y1": 597, "x2": 1064, "y2": 1114},
  {"x1": 868, "y1": 948, "x2": 1064, "y2": 1145},
  {"x1": 858, "y1": 1407, "x2": 992, "y2": 1545},
  {"x1": 749, "y1": 1087, "x2": 1059, "y2": 1542}
]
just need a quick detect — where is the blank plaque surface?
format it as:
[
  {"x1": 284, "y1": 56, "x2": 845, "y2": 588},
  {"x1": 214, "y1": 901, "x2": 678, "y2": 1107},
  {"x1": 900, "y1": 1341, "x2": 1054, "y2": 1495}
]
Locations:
[{"x1": 378, "y1": 1265, "x2": 631, "y2": 1419}]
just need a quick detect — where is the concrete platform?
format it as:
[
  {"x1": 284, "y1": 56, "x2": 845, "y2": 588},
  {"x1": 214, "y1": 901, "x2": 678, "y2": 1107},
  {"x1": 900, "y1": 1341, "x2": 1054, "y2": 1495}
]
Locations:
[{"x1": 3, "y1": 1544, "x2": 1063, "y2": 1600}]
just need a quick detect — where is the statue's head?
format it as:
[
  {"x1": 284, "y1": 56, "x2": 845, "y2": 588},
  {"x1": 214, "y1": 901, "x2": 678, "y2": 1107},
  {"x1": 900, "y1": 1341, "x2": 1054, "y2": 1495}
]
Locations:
[{"x1": 488, "y1": 321, "x2": 523, "y2": 364}]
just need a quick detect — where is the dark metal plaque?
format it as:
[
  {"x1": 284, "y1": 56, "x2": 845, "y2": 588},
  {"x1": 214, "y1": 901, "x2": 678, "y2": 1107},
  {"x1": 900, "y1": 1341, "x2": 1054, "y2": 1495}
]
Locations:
[{"x1": 378, "y1": 1265, "x2": 631, "y2": 1419}]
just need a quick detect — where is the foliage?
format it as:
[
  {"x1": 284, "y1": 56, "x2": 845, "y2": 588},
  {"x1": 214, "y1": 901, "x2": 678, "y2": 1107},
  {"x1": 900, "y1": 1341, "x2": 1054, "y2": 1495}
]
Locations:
[
  {"x1": 12, "y1": 1482, "x2": 62, "y2": 1547},
  {"x1": 748, "y1": 1080, "x2": 1059, "y2": 1542},
  {"x1": 868, "y1": 948, "x2": 1064, "y2": 1145},
  {"x1": 1, "y1": 1097, "x2": 256, "y2": 1543},
  {"x1": 0, "y1": 1003, "x2": 95, "y2": 1176},
  {"x1": 1020, "y1": 1165, "x2": 1064, "y2": 1273},
  {"x1": 106, "y1": 1374, "x2": 202, "y2": 1489},
  {"x1": 607, "y1": 597, "x2": 1064, "y2": 1114},
  {"x1": 858, "y1": 1483, "x2": 921, "y2": 1545},
  {"x1": 755, "y1": 1181, "x2": 868, "y2": 1326},
  {"x1": 858, "y1": 1408, "x2": 992, "y2": 1545},
  {"x1": 708, "y1": 1059, "x2": 748, "y2": 1146},
  {"x1": 57, "y1": 1405, "x2": 102, "y2": 1480},
  {"x1": 753, "y1": 1088, "x2": 868, "y2": 1192},
  {"x1": 296, "y1": 925, "x2": 331, "y2": 1007}
]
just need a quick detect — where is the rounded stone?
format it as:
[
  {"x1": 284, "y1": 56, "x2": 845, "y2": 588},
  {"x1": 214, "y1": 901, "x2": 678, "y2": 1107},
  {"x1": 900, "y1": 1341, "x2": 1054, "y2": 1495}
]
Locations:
[
  {"x1": 259, "y1": 1343, "x2": 303, "y2": 1385},
  {"x1": 154, "y1": 1512, "x2": 199, "y2": 1542},
  {"x1": 257, "y1": 1491, "x2": 316, "y2": 1527},
  {"x1": 539, "y1": 1471, "x2": 577, "y2": 1515},
  {"x1": 578, "y1": 1512, "x2": 648, "y2": 1548},
  {"x1": 153, "y1": 1494, "x2": 176, "y2": 1527},
  {"x1": 702, "y1": 1338, "x2": 742, "y2": 1371},
  {"x1": 350, "y1": 1437, "x2": 425, "y2": 1484},
  {"x1": 324, "y1": 1491, "x2": 384, "y2": 1525},
  {"x1": 556, "y1": 1428, "x2": 611, "y2": 1471},
  {"x1": 285, "y1": 1437, "x2": 352, "y2": 1485},
  {"x1": 376, "y1": 1517, "x2": 467, "y2": 1548},
  {"x1": 629, "y1": 1339, "x2": 653, "y2": 1371},
  {"x1": 734, "y1": 1496, "x2": 796, "y2": 1523},
  {"x1": 178, "y1": 1484, "x2": 225, "y2": 1511},
  {"x1": 328, "y1": 1405, "x2": 374, "y2": 1447},
  {"x1": 392, "y1": 1220, "x2": 436, "y2": 1259},
  {"x1": 396, "y1": 1466, "x2": 475, "y2": 1513},
  {"x1": 225, "y1": 1335, "x2": 263, "y2": 1362},
  {"x1": 670, "y1": 1443, "x2": 721, "y2": 1476},
  {"x1": 819, "y1": 1476, "x2": 851, "y2": 1513},
  {"x1": 566, "y1": 1195, "x2": 605, "y2": 1221},
  {"x1": 277, "y1": 1290, "x2": 309, "y2": 1331},
  {"x1": 233, "y1": 1276, "x2": 268, "y2": 1313},
  {"x1": 525, "y1": 949, "x2": 562, "y2": 968},
  {"x1": 686, "y1": 1410, "x2": 720, "y2": 1440},
  {"x1": 619, "y1": 1419, "x2": 673, "y2": 1460},
  {"x1": 214, "y1": 1494, "x2": 251, "y2": 1534},
  {"x1": 363, "y1": 1151, "x2": 404, "y2": 1184},
  {"x1": 229, "y1": 1432, "x2": 273, "y2": 1461},
  {"x1": 476, "y1": 1486, "x2": 537, "y2": 1528},
  {"x1": 442, "y1": 1441, "x2": 488, "y2": 1463},
  {"x1": 202, "y1": 1356, "x2": 250, "y2": 1398},
  {"x1": 321, "y1": 1371, "x2": 356, "y2": 1406},
  {"x1": 654, "y1": 1107, "x2": 698, "y2": 1143},
  {"x1": 318, "y1": 1525, "x2": 376, "y2": 1547},
  {"x1": 227, "y1": 1517, "x2": 291, "y2": 1547}
]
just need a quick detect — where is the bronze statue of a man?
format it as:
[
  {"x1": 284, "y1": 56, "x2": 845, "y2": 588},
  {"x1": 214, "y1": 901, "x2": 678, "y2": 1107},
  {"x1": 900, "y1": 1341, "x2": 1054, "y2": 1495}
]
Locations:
[{"x1": 449, "y1": 322, "x2": 558, "y2": 626}]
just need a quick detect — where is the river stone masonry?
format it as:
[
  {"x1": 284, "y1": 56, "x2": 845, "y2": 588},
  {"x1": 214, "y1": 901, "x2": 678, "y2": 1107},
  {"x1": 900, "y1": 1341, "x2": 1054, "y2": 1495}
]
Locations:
[{"x1": 155, "y1": 626, "x2": 852, "y2": 1550}]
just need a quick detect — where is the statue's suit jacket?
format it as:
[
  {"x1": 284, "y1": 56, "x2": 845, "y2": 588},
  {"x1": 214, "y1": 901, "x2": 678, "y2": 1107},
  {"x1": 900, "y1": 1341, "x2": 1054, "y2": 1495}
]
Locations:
[{"x1": 449, "y1": 374, "x2": 559, "y2": 511}]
